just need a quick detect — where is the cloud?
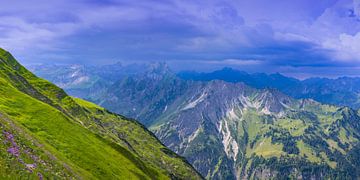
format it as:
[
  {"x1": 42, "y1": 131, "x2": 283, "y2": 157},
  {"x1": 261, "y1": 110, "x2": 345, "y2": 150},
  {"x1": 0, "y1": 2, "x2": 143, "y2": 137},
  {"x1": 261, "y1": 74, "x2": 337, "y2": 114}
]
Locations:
[
  {"x1": 322, "y1": 32, "x2": 360, "y2": 61},
  {"x1": 0, "y1": 16, "x2": 78, "y2": 52},
  {"x1": 0, "y1": 0, "x2": 360, "y2": 78},
  {"x1": 284, "y1": 0, "x2": 360, "y2": 62},
  {"x1": 355, "y1": 0, "x2": 360, "y2": 16}
]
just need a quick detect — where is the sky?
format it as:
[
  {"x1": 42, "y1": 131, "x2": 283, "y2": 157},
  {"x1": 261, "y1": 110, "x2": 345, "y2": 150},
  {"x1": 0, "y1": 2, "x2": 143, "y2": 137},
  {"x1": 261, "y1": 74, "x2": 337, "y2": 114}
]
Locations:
[{"x1": 1, "y1": 0, "x2": 360, "y2": 79}]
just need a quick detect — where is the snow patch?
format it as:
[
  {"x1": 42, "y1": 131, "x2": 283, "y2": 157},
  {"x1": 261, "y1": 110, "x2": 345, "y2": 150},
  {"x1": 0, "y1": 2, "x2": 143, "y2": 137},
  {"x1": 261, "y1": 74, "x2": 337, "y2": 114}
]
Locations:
[
  {"x1": 252, "y1": 99, "x2": 262, "y2": 109},
  {"x1": 188, "y1": 127, "x2": 201, "y2": 143},
  {"x1": 73, "y1": 76, "x2": 89, "y2": 85},
  {"x1": 219, "y1": 120, "x2": 239, "y2": 161},
  {"x1": 182, "y1": 92, "x2": 207, "y2": 110},
  {"x1": 261, "y1": 107, "x2": 271, "y2": 115},
  {"x1": 71, "y1": 71, "x2": 79, "y2": 78},
  {"x1": 227, "y1": 107, "x2": 243, "y2": 121},
  {"x1": 280, "y1": 101, "x2": 290, "y2": 109},
  {"x1": 239, "y1": 95, "x2": 252, "y2": 108}
]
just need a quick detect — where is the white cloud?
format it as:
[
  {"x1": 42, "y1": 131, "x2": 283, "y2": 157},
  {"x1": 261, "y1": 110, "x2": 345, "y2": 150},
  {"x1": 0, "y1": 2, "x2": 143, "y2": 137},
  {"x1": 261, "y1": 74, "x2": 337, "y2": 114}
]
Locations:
[
  {"x1": 323, "y1": 32, "x2": 360, "y2": 61},
  {"x1": 207, "y1": 59, "x2": 262, "y2": 66},
  {"x1": 275, "y1": 0, "x2": 360, "y2": 62}
]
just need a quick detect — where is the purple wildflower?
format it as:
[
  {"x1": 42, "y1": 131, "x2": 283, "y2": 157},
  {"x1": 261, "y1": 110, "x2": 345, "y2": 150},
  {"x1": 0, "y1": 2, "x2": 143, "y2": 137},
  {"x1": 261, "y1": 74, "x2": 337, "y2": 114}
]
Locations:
[
  {"x1": 25, "y1": 163, "x2": 37, "y2": 172},
  {"x1": 37, "y1": 172, "x2": 43, "y2": 180},
  {"x1": 18, "y1": 158, "x2": 25, "y2": 165},
  {"x1": 7, "y1": 147, "x2": 20, "y2": 157},
  {"x1": 3, "y1": 131, "x2": 18, "y2": 146}
]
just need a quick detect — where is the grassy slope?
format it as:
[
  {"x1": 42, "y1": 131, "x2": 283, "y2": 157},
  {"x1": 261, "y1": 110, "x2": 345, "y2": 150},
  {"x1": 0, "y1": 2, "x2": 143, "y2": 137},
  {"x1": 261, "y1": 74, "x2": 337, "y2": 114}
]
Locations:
[
  {"x1": 0, "y1": 112, "x2": 76, "y2": 179},
  {"x1": 232, "y1": 103, "x2": 360, "y2": 178},
  {"x1": 0, "y1": 48, "x2": 201, "y2": 179}
]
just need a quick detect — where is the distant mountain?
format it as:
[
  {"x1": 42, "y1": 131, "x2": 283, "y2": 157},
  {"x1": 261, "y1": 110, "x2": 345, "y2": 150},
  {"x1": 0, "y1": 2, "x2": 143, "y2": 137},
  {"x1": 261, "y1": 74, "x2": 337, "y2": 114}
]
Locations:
[
  {"x1": 92, "y1": 68, "x2": 360, "y2": 179},
  {"x1": 28, "y1": 62, "x2": 148, "y2": 86},
  {"x1": 179, "y1": 68, "x2": 360, "y2": 109},
  {"x1": 178, "y1": 68, "x2": 300, "y2": 90},
  {"x1": 285, "y1": 77, "x2": 360, "y2": 109},
  {"x1": 0, "y1": 48, "x2": 201, "y2": 179},
  {"x1": 28, "y1": 62, "x2": 148, "y2": 99}
]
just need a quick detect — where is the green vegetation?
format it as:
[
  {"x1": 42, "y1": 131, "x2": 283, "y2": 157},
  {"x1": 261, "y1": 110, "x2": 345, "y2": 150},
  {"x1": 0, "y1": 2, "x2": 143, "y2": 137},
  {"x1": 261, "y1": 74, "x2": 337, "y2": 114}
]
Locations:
[
  {"x1": 0, "y1": 48, "x2": 201, "y2": 179},
  {"x1": 251, "y1": 137, "x2": 284, "y2": 158},
  {"x1": 213, "y1": 101, "x2": 360, "y2": 179}
]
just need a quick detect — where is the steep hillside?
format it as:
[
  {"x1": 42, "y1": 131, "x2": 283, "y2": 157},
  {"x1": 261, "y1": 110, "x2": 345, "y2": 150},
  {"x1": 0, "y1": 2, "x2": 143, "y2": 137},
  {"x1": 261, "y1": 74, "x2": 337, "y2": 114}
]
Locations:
[
  {"x1": 94, "y1": 70, "x2": 360, "y2": 179},
  {"x1": 0, "y1": 48, "x2": 201, "y2": 179}
]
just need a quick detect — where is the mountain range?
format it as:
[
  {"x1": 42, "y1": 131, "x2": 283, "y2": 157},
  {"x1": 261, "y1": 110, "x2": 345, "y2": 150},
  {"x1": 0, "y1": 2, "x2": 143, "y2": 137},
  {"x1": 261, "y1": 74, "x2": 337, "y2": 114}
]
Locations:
[
  {"x1": 30, "y1": 62, "x2": 360, "y2": 179},
  {"x1": 30, "y1": 63, "x2": 360, "y2": 110},
  {"x1": 0, "y1": 48, "x2": 201, "y2": 179},
  {"x1": 179, "y1": 68, "x2": 360, "y2": 109}
]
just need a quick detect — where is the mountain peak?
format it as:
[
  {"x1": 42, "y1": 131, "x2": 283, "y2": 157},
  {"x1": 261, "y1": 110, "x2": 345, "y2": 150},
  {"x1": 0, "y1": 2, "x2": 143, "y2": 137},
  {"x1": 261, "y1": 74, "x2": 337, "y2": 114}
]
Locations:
[
  {"x1": 217, "y1": 67, "x2": 248, "y2": 75},
  {"x1": 148, "y1": 62, "x2": 170, "y2": 71},
  {"x1": 0, "y1": 48, "x2": 21, "y2": 69},
  {"x1": 145, "y1": 62, "x2": 173, "y2": 79},
  {"x1": 253, "y1": 88, "x2": 296, "y2": 115}
]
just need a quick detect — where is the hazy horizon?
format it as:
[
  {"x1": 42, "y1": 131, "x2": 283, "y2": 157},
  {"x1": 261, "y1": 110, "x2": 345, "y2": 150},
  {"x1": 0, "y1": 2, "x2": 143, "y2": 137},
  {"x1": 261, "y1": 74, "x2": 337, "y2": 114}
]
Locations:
[{"x1": 24, "y1": 60, "x2": 360, "y2": 80}]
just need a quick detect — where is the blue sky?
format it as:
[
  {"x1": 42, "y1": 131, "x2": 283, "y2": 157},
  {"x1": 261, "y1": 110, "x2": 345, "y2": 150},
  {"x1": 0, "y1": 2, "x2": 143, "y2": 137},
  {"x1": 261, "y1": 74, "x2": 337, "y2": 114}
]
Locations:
[{"x1": 1, "y1": 0, "x2": 360, "y2": 78}]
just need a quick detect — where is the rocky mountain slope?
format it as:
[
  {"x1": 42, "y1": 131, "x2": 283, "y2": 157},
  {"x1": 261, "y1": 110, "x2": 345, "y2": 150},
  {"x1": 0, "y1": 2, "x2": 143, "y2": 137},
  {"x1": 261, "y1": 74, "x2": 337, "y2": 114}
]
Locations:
[
  {"x1": 92, "y1": 67, "x2": 360, "y2": 179},
  {"x1": 0, "y1": 48, "x2": 201, "y2": 179}
]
